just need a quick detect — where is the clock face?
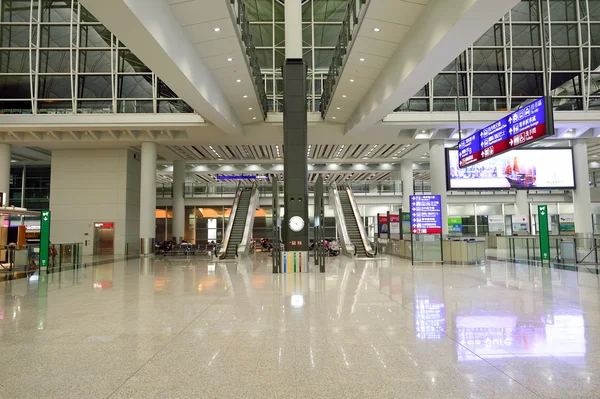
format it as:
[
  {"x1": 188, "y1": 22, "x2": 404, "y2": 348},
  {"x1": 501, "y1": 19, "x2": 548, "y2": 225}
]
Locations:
[{"x1": 289, "y1": 216, "x2": 305, "y2": 232}]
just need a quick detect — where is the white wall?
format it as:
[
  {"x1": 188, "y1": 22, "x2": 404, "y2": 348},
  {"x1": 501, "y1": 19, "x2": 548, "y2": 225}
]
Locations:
[{"x1": 50, "y1": 149, "x2": 141, "y2": 256}]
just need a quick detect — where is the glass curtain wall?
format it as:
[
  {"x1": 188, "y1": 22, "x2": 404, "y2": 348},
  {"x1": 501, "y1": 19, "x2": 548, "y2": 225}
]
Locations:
[
  {"x1": 246, "y1": 0, "x2": 347, "y2": 112},
  {"x1": 397, "y1": 0, "x2": 600, "y2": 112},
  {"x1": 0, "y1": 0, "x2": 194, "y2": 114},
  {"x1": 9, "y1": 165, "x2": 50, "y2": 209}
]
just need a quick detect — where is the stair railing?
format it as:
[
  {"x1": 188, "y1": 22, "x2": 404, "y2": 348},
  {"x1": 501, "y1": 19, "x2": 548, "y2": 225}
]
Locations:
[
  {"x1": 329, "y1": 182, "x2": 356, "y2": 257},
  {"x1": 218, "y1": 183, "x2": 243, "y2": 259},
  {"x1": 344, "y1": 183, "x2": 376, "y2": 257},
  {"x1": 237, "y1": 182, "x2": 261, "y2": 257}
]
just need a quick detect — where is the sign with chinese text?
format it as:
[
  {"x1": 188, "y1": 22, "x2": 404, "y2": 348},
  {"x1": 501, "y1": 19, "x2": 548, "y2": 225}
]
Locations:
[
  {"x1": 458, "y1": 96, "x2": 552, "y2": 168},
  {"x1": 410, "y1": 195, "x2": 442, "y2": 235}
]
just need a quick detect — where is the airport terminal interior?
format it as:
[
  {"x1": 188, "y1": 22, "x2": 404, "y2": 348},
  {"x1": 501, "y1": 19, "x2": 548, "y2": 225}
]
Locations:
[{"x1": 3, "y1": 0, "x2": 600, "y2": 397}]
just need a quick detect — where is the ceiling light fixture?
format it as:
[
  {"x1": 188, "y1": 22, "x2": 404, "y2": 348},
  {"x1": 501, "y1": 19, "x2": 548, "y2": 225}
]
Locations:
[
  {"x1": 236, "y1": 79, "x2": 241, "y2": 83},
  {"x1": 336, "y1": 107, "x2": 341, "y2": 110},
  {"x1": 332, "y1": 117, "x2": 336, "y2": 119},
  {"x1": 248, "y1": 107, "x2": 253, "y2": 110},
  {"x1": 253, "y1": 117, "x2": 257, "y2": 120},
  {"x1": 227, "y1": 57, "x2": 233, "y2": 62},
  {"x1": 342, "y1": 95, "x2": 347, "y2": 98},
  {"x1": 373, "y1": 28, "x2": 381, "y2": 32},
  {"x1": 213, "y1": 27, "x2": 221, "y2": 32},
  {"x1": 350, "y1": 79, "x2": 355, "y2": 82},
  {"x1": 359, "y1": 58, "x2": 365, "y2": 62},
  {"x1": 243, "y1": 95, "x2": 248, "y2": 98}
]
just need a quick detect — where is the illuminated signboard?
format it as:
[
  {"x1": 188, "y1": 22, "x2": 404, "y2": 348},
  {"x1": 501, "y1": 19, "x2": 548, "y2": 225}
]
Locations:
[
  {"x1": 217, "y1": 175, "x2": 268, "y2": 180},
  {"x1": 447, "y1": 148, "x2": 575, "y2": 190},
  {"x1": 458, "y1": 96, "x2": 553, "y2": 168},
  {"x1": 410, "y1": 195, "x2": 442, "y2": 234}
]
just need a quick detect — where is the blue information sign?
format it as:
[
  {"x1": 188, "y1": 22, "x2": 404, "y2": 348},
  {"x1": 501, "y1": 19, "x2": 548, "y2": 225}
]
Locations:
[
  {"x1": 410, "y1": 195, "x2": 442, "y2": 235},
  {"x1": 458, "y1": 96, "x2": 551, "y2": 168}
]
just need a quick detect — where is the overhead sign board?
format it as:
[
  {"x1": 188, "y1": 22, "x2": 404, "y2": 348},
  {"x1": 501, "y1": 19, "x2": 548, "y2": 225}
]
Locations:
[
  {"x1": 410, "y1": 195, "x2": 442, "y2": 235},
  {"x1": 217, "y1": 175, "x2": 268, "y2": 180},
  {"x1": 458, "y1": 96, "x2": 553, "y2": 168}
]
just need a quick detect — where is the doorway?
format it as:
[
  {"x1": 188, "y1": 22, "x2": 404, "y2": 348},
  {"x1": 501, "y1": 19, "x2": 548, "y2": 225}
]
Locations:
[{"x1": 93, "y1": 222, "x2": 115, "y2": 255}]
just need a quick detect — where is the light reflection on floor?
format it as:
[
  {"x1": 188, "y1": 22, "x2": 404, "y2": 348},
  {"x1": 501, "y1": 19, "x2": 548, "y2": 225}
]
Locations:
[{"x1": 0, "y1": 254, "x2": 599, "y2": 398}]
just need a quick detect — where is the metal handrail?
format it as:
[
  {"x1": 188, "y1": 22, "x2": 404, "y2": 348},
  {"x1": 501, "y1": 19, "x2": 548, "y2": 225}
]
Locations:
[
  {"x1": 238, "y1": 182, "x2": 261, "y2": 257},
  {"x1": 344, "y1": 184, "x2": 376, "y2": 257},
  {"x1": 321, "y1": 0, "x2": 367, "y2": 116},
  {"x1": 329, "y1": 182, "x2": 356, "y2": 256},
  {"x1": 229, "y1": 0, "x2": 268, "y2": 119},
  {"x1": 218, "y1": 183, "x2": 243, "y2": 259}
]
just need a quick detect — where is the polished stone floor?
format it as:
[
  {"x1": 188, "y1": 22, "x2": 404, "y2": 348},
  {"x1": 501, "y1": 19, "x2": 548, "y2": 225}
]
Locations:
[{"x1": 0, "y1": 254, "x2": 599, "y2": 398}]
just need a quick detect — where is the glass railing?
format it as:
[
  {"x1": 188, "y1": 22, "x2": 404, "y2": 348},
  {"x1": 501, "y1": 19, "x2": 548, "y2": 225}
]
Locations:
[
  {"x1": 321, "y1": 0, "x2": 367, "y2": 116},
  {"x1": 499, "y1": 235, "x2": 600, "y2": 266},
  {"x1": 230, "y1": 0, "x2": 268, "y2": 119},
  {"x1": 48, "y1": 243, "x2": 84, "y2": 270}
]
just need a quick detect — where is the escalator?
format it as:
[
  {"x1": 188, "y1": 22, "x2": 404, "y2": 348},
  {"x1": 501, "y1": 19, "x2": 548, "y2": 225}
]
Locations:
[
  {"x1": 329, "y1": 183, "x2": 376, "y2": 258},
  {"x1": 218, "y1": 185, "x2": 259, "y2": 260}
]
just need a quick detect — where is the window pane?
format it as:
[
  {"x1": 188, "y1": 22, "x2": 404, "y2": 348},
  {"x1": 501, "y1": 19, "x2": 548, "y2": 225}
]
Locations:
[
  {"x1": 0, "y1": 75, "x2": 30, "y2": 98},
  {"x1": 0, "y1": 25, "x2": 30, "y2": 47},
  {"x1": 551, "y1": 72, "x2": 582, "y2": 94},
  {"x1": 41, "y1": 0, "x2": 71, "y2": 22},
  {"x1": 510, "y1": 24, "x2": 540, "y2": 46},
  {"x1": 37, "y1": 100, "x2": 73, "y2": 113},
  {"x1": 250, "y1": 24, "x2": 273, "y2": 48},
  {"x1": 472, "y1": 49, "x2": 505, "y2": 71},
  {"x1": 157, "y1": 79, "x2": 177, "y2": 98},
  {"x1": 1, "y1": 0, "x2": 34, "y2": 22},
  {"x1": 117, "y1": 49, "x2": 151, "y2": 73},
  {"x1": 313, "y1": 24, "x2": 343, "y2": 47},
  {"x1": 78, "y1": 75, "x2": 112, "y2": 98},
  {"x1": 511, "y1": 1, "x2": 538, "y2": 22},
  {"x1": 117, "y1": 100, "x2": 153, "y2": 113},
  {"x1": 548, "y1": 0, "x2": 577, "y2": 21},
  {"x1": 314, "y1": 49, "x2": 334, "y2": 69},
  {"x1": 40, "y1": 25, "x2": 71, "y2": 47},
  {"x1": 552, "y1": 48, "x2": 581, "y2": 70},
  {"x1": 80, "y1": 5, "x2": 98, "y2": 23},
  {"x1": 0, "y1": 50, "x2": 29, "y2": 73},
  {"x1": 79, "y1": 50, "x2": 111, "y2": 72},
  {"x1": 553, "y1": 96, "x2": 583, "y2": 110},
  {"x1": 38, "y1": 75, "x2": 72, "y2": 98},
  {"x1": 474, "y1": 24, "x2": 503, "y2": 46},
  {"x1": 433, "y1": 73, "x2": 467, "y2": 96},
  {"x1": 550, "y1": 24, "x2": 579, "y2": 46},
  {"x1": 77, "y1": 100, "x2": 113, "y2": 113},
  {"x1": 117, "y1": 75, "x2": 153, "y2": 98},
  {"x1": 395, "y1": 99, "x2": 430, "y2": 112},
  {"x1": 512, "y1": 73, "x2": 544, "y2": 97},
  {"x1": 79, "y1": 25, "x2": 111, "y2": 48},
  {"x1": 0, "y1": 100, "x2": 31, "y2": 113},
  {"x1": 39, "y1": 50, "x2": 70, "y2": 73},
  {"x1": 158, "y1": 100, "x2": 193, "y2": 113},
  {"x1": 472, "y1": 98, "x2": 507, "y2": 111},
  {"x1": 472, "y1": 73, "x2": 505, "y2": 96},
  {"x1": 511, "y1": 48, "x2": 543, "y2": 71},
  {"x1": 433, "y1": 98, "x2": 467, "y2": 111}
]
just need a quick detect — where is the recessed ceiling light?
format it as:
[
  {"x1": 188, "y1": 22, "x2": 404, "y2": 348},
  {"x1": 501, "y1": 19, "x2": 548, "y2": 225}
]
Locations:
[
  {"x1": 248, "y1": 107, "x2": 253, "y2": 110},
  {"x1": 243, "y1": 95, "x2": 248, "y2": 98},
  {"x1": 253, "y1": 117, "x2": 257, "y2": 120},
  {"x1": 227, "y1": 57, "x2": 233, "y2": 62},
  {"x1": 332, "y1": 117, "x2": 336, "y2": 120},
  {"x1": 359, "y1": 58, "x2": 365, "y2": 62},
  {"x1": 213, "y1": 27, "x2": 221, "y2": 32},
  {"x1": 236, "y1": 79, "x2": 241, "y2": 83},
  {"x1": 350, "y1": 79, "x2": 355, "y2": 82},
  {"x1": 342, "y1": 94, "x2": 347, "y2": 98},
  {"x1": 336, "y1": 107, "x2": 340, "y2": 110},
  {"x1": 373, "y1": 28, "x2": 381, "y2": 32}
]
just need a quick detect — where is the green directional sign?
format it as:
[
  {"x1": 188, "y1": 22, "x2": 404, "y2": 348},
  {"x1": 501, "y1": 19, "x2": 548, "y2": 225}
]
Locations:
[
  {"x1": 40, "y1": 210, "x2": 51, "y2": 268},
  {"x1": 538, "y1": 205, "x2": 550, "y2": 263}
]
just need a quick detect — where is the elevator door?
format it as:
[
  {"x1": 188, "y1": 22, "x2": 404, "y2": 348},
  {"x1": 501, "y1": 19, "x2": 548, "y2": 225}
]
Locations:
[{"x1": 93, "y1": 222, "x2": 115, "y2": 255}]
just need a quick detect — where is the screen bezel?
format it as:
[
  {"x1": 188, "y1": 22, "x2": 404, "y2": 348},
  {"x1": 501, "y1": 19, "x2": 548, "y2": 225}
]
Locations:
[{"x1": 445, "y1": 146, "x2": 576, "y2": 191}]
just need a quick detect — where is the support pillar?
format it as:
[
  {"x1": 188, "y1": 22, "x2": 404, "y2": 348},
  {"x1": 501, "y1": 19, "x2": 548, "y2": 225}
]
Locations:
[
  {"x1": 573, "y1": 140, "x2": 593, "y2": 235},
  {"x1": 282, "y1": 0, "x2": 308, "y2": 252},
  {"x1": 172, "y1": 160, "x2": 185, "y2": 243},
  {"x1": 0, "y1": 144, "x2": 11, "y2": 206},
  {"x1": 140, "y1": 142, "x2": 157, "y2": 255},
  {"x1": 400, "y1": 159, "x2": 414, "y2": 213},
  {"x1": 429, "y1": 140, "x2": 448, "y2": 235},
  {"x1": 514, "y1": 190, "x2": 530, "y2": 233}
]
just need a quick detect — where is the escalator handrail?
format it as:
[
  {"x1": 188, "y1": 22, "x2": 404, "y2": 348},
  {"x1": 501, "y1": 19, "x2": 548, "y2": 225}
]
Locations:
[
  {"x1": 237, "y1": 182, "x2": 260, "y2": 257},
  {"x1": 218, "y1": 183, "x2": 243, "y2": 259},
  {"x1": 344, "y1": 184, "x2": 376, "y2": 257},
  {"x1": 329, "y1": 182, "x2": 356, "y2": 256}
]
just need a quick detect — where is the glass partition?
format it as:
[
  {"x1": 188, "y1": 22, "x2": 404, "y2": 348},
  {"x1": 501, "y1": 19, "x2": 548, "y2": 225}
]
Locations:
[{"x1": 412, "y1": 235, "x2": 442, "y2": 263}]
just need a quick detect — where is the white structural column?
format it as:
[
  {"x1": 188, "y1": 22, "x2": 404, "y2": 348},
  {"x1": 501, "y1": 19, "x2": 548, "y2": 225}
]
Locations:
[
  {"x1": 172, "y1": 161, "x2": 185, "y2": 243},
  {"x1": 401, "y1": 160, "x2": 414, "y2": 213},
  {"x1": 140, "y1": 142, "x2": 157, "y2": 255},
  {"x1": 515, "y1": 191, "x2": 529, "y2": 216},
  {"x1": 285, "y1": 0, "x2": 302, "y2": 58},
  {"x1": 573, "y1": 140, "x2": 593, "y2": 235},
  {"x1": 429, "y1": 140, "x2": 448, "y2": 235},
  {"x1": 0, "y1": 144, "x2": 10, "y2": 204}
]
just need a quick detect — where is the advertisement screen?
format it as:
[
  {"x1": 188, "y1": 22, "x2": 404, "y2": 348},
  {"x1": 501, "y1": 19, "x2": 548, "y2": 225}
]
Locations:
[{"x1": 447, "y1": 148, "x2": 575, "y2": 190}]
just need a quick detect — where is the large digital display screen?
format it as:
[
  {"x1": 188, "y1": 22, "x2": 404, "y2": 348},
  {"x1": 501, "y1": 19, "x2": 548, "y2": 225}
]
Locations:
[
  {"x1": 458, "y1": 97, "x2": 552, "y2": 168},
  {"x1": 447, "y1": 148, "x2": 575, "y2": 190}
]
